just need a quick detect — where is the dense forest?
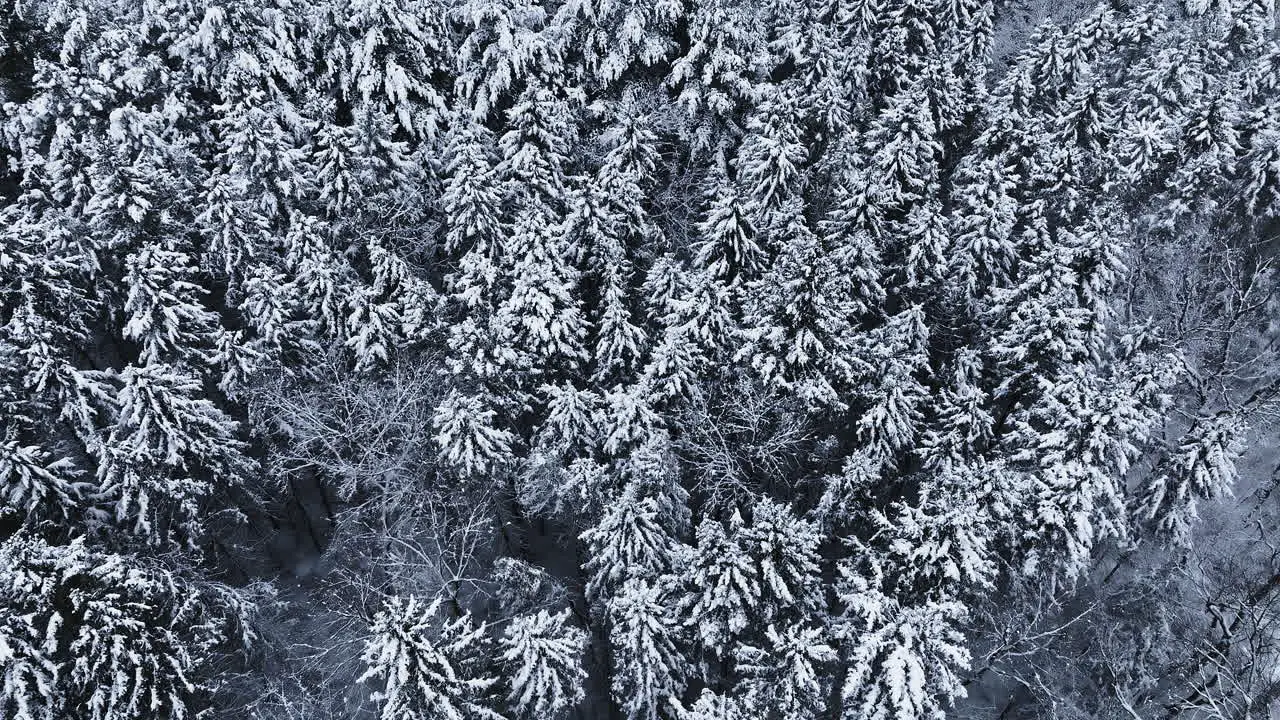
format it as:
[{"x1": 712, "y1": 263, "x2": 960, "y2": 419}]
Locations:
[{"x1": 1, "y1": 0, "x2": 1279, "y2": 717}]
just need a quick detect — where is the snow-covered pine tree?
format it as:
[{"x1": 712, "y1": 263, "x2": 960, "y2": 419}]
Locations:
[
  {"x1": 917, "y1": 349, "x2": 994, "y2": 472},
  {"x1": 607, "y1": 578, "x2": 687, "y2": 720},
  {"x1": 863, "y1": 80, "x2": 942, "y2": 209},
  {"x1": 362, "y1": 595, "x2": 502, "y2": 720},
  {"x1": 499, "y1": 608, "x2": 588, "y2": 719},
  {"x1": 814, "y1": 449, "x2": 880, "y2": 533},
  {"x1": 817, "y1": 177, "x2": 887, "y2": 315},
  {"x1": 0, "y1": 434, "x2": 81, "y2": 526},
  {"x1": 433, "y1": 391, "x2": 518, "y2": 479},
  {"x1": 735, "y1": 623, "x2": 835, "y2": 720},
  {"x1": 642, "y1": 266, "x2": 735, "y2": 408},
  {"x1": 335, "y1": 0, "x2": 453, "y2": 140},
  {"x1": 665, "y1": 0, "x2": 764, "y2": 116},
  {"x1": 454, "y1": 0, "x2": 558, "y2": 117},
  {"x1": 491, "y1": 87, "x2": 589, "y2": 380},
  {"x1": 679, "y1": 510, "x2": 759, "y2": 662},
  {"x1": 736, "y1": 92, "x2": 808, "y2": 236},
  {"x1": 694, "y1": 169, "x2": 764, "y2": 288},
  {"x1": 680, "y1": 497, "x2": 821, "y2": 668},
  {"x1": 442, "y1": 120, "x2": 504, "y2": 258},
  {"x1": 579, "y1": 109, "x2": 661, "y2": 383},
  {"x1": 0, "y1": 535, "x2": 254, "y2": 720},
  {"x1": 946, "y1": 157, "x2": 1020, "y2": 302},
  {"x1": 551, "y1": 0, "x2": 682, "y2": 87},
  {"x1": 532, "y1": 381, "x2": 603, "y2": 457},
  {"x1": 0, "y1": 595, "x2": 57, "y2": 720},
  {"x1": 95, "y1": 363, "x2": 248, "y2": 543},
  {"x1": 855, "y1": 306, "x2": 930, "y2": 467},
  {"x1": 1132, "y1": 412, "x2": 1248, "y2": 545},
  {"x1": 284, "y1": 215, "x2": 358, "y2": 341},
  {"x1": 122, "y1": 242, "x2": 220, "y2": 366},
  {"x1": 738, "y1": 497, "x2": 824, "y2": 625},
  {"x1": 601, "y1": 382, "x2": 664, "y2": 457},
  {"x1": 739, "y1": 205, "x2": 868, "y2": 409},
  {"x1": 494, "y1": 211, "x2": 589, "y2": 378},
  {"x1": 837, "y1": 594, "x2": 970, "y2": 720},
  {"x1": 581, "y1": 483, "x2": 679, "y2": 603}
]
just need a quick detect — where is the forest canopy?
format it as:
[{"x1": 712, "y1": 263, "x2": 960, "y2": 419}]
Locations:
[{"x1": 1, "y1": 0, "x2": 1279, "y2": 718}]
